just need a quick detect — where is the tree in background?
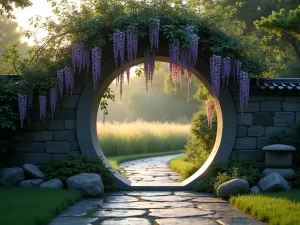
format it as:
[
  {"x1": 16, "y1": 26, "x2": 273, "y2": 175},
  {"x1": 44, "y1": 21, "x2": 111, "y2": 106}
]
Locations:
[
  {"x1": 255, "y1": 6, "x2": 300, "y2": 78},
  {"x1": 0, "y1": 15, "x2": 30, "y2": 74},
  {"x1": 0, "y1": 0, "x2": 32, "y2": 18},
  {"x1": 255, "y1": 6, "x2": 300, "y2": 59}
]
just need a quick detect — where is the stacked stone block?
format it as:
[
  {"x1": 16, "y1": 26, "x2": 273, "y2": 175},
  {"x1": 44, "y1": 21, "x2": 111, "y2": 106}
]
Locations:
[
  {"x1": 0, "y1": 83, "x2": 84, "y2": 166},
  {"x1": 230, "y1": 88, "x2": 300, "y2": 162}
]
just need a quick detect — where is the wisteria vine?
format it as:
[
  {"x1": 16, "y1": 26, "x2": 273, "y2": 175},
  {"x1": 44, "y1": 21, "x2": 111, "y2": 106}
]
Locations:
[
  {"x1": 149, "y1": 19, "x2": 160, "y2": 51},
  {"x1": 17, "y1": 20, "x2": 253, "y2": 128},
  {"x1": 18, "y1": 94, "x2": 27, "y2": 128},
  {"x1": 92, "y1": 47, "x2": 102, "y2": 89},
  {"x1": 144, "y1": 52, "x2": 156, "y2": 92},
  {"x1": 206, "y1": 98, "x2": 215, "y2": 128}
]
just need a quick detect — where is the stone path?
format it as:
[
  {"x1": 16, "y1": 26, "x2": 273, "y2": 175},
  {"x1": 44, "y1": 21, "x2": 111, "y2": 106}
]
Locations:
[
  {"x1": 49, "y1": 191, "x2": 267, "y2": 225},
  {"x1": 119, "y1": 154, "x2": 182, "y2": 184}
]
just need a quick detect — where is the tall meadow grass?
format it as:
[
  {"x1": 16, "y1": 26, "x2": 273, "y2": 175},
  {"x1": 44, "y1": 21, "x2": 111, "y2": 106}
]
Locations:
[{"x1": 97, "y1": 120, "x2": 191, "y2": 157}]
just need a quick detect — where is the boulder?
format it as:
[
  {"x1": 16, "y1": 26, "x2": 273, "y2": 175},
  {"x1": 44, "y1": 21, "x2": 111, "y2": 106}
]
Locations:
[
  {"x1": 249, "y1": 186, "x2": 261, "y2": 194},
  {"x1": 23, "y1": 164, "x2": 45, "y2": 179},
  {"x1": 257, "y1": 172, "x2": 290, "y2": 192},
  {"x1": 262, "y1": 168, "x2": 295, "y2": 180},
  {"x1": 66, "y1": 173, "x2": 104, "y2": 196},
  {"x1": 217, "y1": 178, "x2": 249, "y2": 198},
  {"x1": 18, "y1": 179, "x2": 44, "y2": 187},
  {"x1": 39, "y1": 178, "x2": 64, "y2": 189},
  {"x1": 0, "y1": 167, "x2": 25, "y2": 186}
]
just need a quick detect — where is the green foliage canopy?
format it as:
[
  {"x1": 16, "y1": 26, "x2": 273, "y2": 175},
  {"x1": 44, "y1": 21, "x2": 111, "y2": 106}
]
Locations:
[
  {"x1": 15, "y1": 0, "x2": 281, "y2": 95},
  {"x1": 254, "y1": 6, "x2": 300, "y2": 39}
]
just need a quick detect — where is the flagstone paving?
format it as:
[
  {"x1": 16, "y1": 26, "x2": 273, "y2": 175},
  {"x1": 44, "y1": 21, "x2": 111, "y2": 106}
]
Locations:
[
  {"x1": 49, "y1": 191, "x2": 267, "y2": 225},
  {"x1": 49, "y1": 154, "x2": 266, "y2": 225},
  {"x1": 119, "y1": 154, "x2": 182, "y2": 184}
]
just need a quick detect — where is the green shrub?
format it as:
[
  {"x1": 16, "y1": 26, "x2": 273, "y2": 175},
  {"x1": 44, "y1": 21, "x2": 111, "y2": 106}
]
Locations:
[
  {"x1": 40, "y1": 154, "x2": 115, "y2": 192},
  {"x1": 214, "y1": 171, "x2": 233, "y2": 192},
  {"x1": 185, "y1": 111, "x2": 217, "y2": 164},
  {"x1": 195, "y1": 157, "x2": 262, "y2": 193},
  {"x1": 227, "y1": 156, "x2": 262, "y2": 186},
  {"x1": 0, "y1": 76, "x2": 20, "y2": 153},
  {"x1": 267, "y1": 129, "x2": 293, "y2": 146},
  {"x1": 195, "y1": 177, "x2": 216, "y2": 193}
]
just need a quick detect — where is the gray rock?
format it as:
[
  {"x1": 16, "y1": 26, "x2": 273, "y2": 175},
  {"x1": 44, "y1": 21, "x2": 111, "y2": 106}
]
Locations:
[
  {"x1": 249, "y1": 186, "x2": 261, "y2": 194},
  {"x1": 39, "y1": 178, "x2": 64, "y2": 189},
  {"x1": 23, "y1": 164, "x2": 45, "y2": 179},
  {"x1": 66, "y1": 173, "x2": 104, "y2": 196},
  {"x1": 101, "y1": 218, "x2": 151, "y2": 225},
  {"x1": 156, "y1": 218, "x2": 218, "y2": 225},
  {"x1": 105, "y1": 196, "x2": 138, "y2": 203},
  {"x1": 149, "y1": 207, "x2": 214, "y2": 218},
  {"x1": 262, "y1": 144, "x2": 296, "y2": 151},
  {"x1": 262, "y1": 168, "x2": 295, "y2": 180},
  {"x1": 217, "y1": 178, "x2": 249, "y2": 198},
  {"x1": 140, "y1": 196, "x2": 192, "y2": 202},
  {"x1": 92, "y1": 209, "x2": 146, "y2": 217},
  {"x1": 257, "y1": 172, "x2": 290, "y2": 192},
  {"x1": 18, "y1": 179, "x2": 44, "y2": 187},
  {"x1": 0, "y1": 167, "x2": 24, "y2": 186}
]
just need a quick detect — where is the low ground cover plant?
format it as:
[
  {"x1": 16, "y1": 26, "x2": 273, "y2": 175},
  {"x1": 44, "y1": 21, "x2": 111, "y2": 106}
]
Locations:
[
  {"x1": 97, "y1": 120, "x2": 190, "y2": 157},
  {"x1": 0, "y1": 187, "x2": 81, "y2": 225},
  {"x1": 230, "y1": 189, "x2": 300, "y2": 225},
  {"x1": 195, "y1": 156, "x2": 262, "y2": 193},
  {"x1": 40, "y1": 154, "x2": 115, "y2": 192}
]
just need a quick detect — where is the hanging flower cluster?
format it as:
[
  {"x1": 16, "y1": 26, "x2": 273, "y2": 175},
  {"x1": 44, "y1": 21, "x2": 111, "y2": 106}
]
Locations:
[
  {"x1": 167, "y1": 26, "x2": 199, "y2": 101},
  {"x1": 126, "y1": 26, "x2": 138, "y2": 62},
  {"x1": 18, "y1": 94, "x2": 27, "y2": 128},
  {"x1": 49, "y1": 88, "x2": 57, "y2": 119},
  {"x1": 57, "y1": 69, "x2": 64, "y2": 97},
  {"x1": 206, "y1": 98, "x2": 215, "y2": 128},
  {"x1": 239, "y1": 71, "x2": 250, "y2": 114},
  {"x1": 221, "y1": 57, "x2": 231, "y2": 87},
  {"x1": 72, "y1": 43, "x2": 90, "y2": 73},
  {"x1": 232, "y1": 60, "x2": 242, "y2": 83},
  {"x1": 39, "y1": 95, "x2": 47, "y2": 121},
  {"x1": 64, "y1": 66, "x2": 74, "y2": 95},
  {"x1": 209, "y1": 55, "x2": 250, "y2": 114},
  {"x1": 144, "y1": 52, "x2": 156, "y2": 92},
  {"x1": 209, "y1": 55, "x2": 222, "y2": 98},
  {"x1": 92, "y1": 47, "x2": 102, "y2": 89},
  {"x1": 149, "y1": 19, "x2": 160, "y2": 51},
  {"x1": 113, "y1": 30, "x2": 126, "y2": 68}
]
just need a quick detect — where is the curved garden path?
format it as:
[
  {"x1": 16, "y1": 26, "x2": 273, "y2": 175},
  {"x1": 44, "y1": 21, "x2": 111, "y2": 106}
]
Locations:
[
  {"x1": 49, "y1": 154, "x2": 267, "y2": 225},
  {"x1": 119, "y1": 154, "x2": 182, "y2": 184}
]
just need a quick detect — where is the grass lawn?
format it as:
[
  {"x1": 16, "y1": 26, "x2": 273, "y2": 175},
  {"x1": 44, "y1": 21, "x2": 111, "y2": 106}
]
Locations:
[
  {"x1": 97, "y1": 120, "x2": 190, "y2": 157},
  {"x1": 0, "y1": 187, "x2": 81, "y2": 225},
  {"x1": 230, "y1": 189, "x2": 300, "y2": 225},
  {"x1": 168, "y1": 154, "x2": 194, "y2": 181},
  {"x1": 107, "y1": 149, "x2": 184, "y2": 173}
]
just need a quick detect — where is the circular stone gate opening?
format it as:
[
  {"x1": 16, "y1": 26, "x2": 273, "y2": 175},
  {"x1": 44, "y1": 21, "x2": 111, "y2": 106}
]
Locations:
[{"x1": 76, "y1": 45, "x2": 237, "y2": 190}]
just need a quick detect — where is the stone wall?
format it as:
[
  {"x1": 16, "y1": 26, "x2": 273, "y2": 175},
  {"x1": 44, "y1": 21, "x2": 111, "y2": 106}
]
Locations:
[
  {"x1": 1, "y1": 75, "x2": 300, "y2": 167},
  {"x1": 0, "y1": 81, "x2": 85, "y2": 166},
  {"x1": 229, "y1": 86, "x2": 300, "y2": 163}
]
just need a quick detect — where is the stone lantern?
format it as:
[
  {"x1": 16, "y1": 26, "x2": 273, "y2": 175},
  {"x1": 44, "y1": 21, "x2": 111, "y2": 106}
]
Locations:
[{"x1": 262, "y1": 144, "x2": 296, "y2": 180}]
